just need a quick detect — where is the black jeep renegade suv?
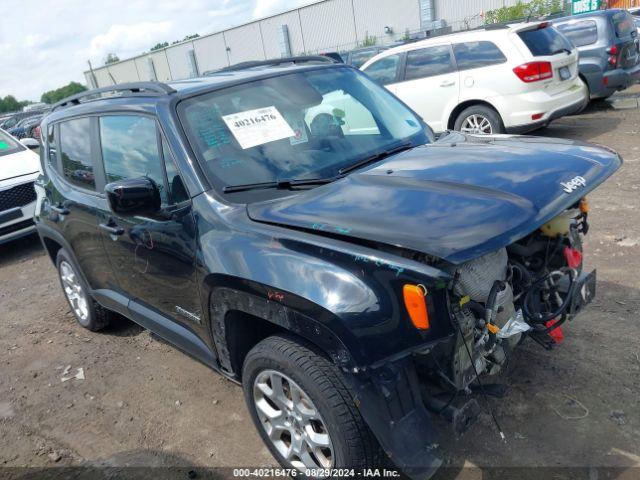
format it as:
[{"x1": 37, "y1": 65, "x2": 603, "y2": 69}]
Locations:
[{"x1": 34, "y1": 58, "x2": 620, "y2": 478}]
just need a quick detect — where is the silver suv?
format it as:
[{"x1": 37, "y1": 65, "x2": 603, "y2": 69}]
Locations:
[{"x1": 553, "y1": 9, "x2": 640, "y2": 100}]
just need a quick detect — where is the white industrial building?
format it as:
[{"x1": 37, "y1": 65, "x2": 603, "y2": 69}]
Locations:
[{"x1": 84, "y1": 0, "x2": 533, "y2": 88}]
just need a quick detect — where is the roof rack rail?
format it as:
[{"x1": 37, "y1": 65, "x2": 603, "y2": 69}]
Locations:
[
  {"x1": 52, "y1": 82, "x2": 177, "y2": 112},
  {"x1": 215, "y1": 55, "x2": 337, "y2": 74}
]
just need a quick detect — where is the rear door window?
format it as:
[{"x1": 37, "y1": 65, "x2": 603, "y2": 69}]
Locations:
[
  {"x1": 453, "y1": 41, "x2": 507, "y2": 70},
  {"x1": 404, "y1": 45, "x2": 455, "y2": 81},
  {"x1": 555, "y1": 20, "x2": 598, "y2": 47},
  {"x1": 517, "y1": 25, "x2": 574, "y2": 56},
  {"x1": 362, "y1": 54, "x2": 401, "y2": 85},
  {"x1": 59, "y1": 118, "x2": 96, "y2": 190}
]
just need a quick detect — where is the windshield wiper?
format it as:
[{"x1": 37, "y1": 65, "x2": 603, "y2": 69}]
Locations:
[
  {"x1": 338, "y1": 142, "x2": 415, "y2": 176},
  {"x1": 223, "y1": 177, "x2": 336, "y2": 193},
  {"x1": 552, "y1": 48, "x2": 572, "y2": 55}
]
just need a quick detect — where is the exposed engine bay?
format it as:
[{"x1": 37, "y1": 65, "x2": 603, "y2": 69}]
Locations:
[{"x1": 435, "y1": 198, "x2": 595, "y2": 392}]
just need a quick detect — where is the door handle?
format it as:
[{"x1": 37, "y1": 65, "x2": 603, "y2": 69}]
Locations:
[
  {"x1": 51, "y1": 205, "x2": 70, "y2": 215},
  {"x1": 99, "y1": 222, "x2": 125, "y2": 236},
  {"x1": 440, "y1": 80, "x2": 456, "y2": 87}
]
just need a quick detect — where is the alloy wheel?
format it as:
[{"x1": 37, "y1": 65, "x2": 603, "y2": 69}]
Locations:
[
  {"x1": 253, "y1": 369, "x2": 334, "y2": 471},
  {"x1": 60, "y1": 261, "x2": 89, "y2": 321},
  {"x1": 460, "y1": 114, "x2": 493, "y2": 134}
]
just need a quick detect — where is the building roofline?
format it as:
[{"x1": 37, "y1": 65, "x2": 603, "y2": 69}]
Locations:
[{"x1": 85, "y1": 0, "x2": 332, "y2": 74}]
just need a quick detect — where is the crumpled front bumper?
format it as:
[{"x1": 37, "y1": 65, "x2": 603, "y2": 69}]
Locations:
[{"x1": 344, "y1": 356, "x2": 442, "y2": 479}]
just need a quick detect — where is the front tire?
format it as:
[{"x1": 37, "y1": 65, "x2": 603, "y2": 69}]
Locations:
[
  {"x1": 454, "y1": 105, "x2": 504, "y2": 134},
  {"x1": 242, "y1": 335, "x2": 382, "y2": 473},
  {"x1": 56, "y1": 249, "x2": 111, "y2": 331}
]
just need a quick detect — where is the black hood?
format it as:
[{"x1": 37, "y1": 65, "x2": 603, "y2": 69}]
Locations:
[{"x1": 248, "y1": 133, "x2": 621, "y2": 264}]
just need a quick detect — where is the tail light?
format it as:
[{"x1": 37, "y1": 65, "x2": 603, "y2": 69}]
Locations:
[
  {"x1": 513, "y1": 62, "x2": 553, "y2": 82},
  {"x1": 607, "y1": 45, "x2": 619, "y2": 67},
  {"x1": 34, "y1": 125, "x2": 42, "y2": 141}
]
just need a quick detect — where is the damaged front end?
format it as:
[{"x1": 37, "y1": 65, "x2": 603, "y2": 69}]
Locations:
[
  {"x1": 432, "y1": 197, "x2": 593, "y2": 393},
  {"x1": 345, "y1": 200, "x2": 597, "y2": 479}
]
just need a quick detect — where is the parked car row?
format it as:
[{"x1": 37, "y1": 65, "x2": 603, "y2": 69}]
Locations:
[
  {"x1": 359, "y1": 9, "x2": 639, "y2": 134},
  {"x1": 0, "y1": 109, "x2": 48, "y2": 140},
  {"x1": 6, "y1": 114, "x2": 45, "y2": 139}
]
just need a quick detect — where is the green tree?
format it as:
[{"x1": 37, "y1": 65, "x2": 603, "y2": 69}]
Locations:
[
  {"x1": 104, "y1": 53, "x2": 120, "y2": 65},
  {"x1": 41, "y1": 82, "x2": 88, "y2": 104},
  {"x1": 484, "y1": 0, "x2": 564, "y2": 24},
  {"x1": 0, "y1": 95, "x2": 22, "y2": 114},
  {"x1": 172, "y1": 33, "x2": 200, "y2": 45},
  {"x1": 150, "y1": 41, "x2": 169, "y2": 51}
]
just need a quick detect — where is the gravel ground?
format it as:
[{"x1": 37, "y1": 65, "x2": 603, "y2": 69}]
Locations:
[{"x1": 1, "y1": 87, "x2": 639, "y2": 479}]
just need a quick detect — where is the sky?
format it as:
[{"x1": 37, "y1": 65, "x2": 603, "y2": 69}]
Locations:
[{"x1": 0, "y1": 0, "x2": 309, "y2": 101}]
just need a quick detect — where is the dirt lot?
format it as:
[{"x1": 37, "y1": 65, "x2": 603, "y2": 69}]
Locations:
[{"x1": 1, "y1": 88, "x2": 640, "y2": 480}]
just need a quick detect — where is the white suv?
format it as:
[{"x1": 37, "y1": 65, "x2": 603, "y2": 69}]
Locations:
[
  {"x1": 361, "y1": 22, "x2": 588, "y2": 134},
  {"x1": 0, "y1": 129, "x2": 41, "y2": 245}
]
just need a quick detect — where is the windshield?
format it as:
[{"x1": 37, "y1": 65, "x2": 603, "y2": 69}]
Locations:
[
  {"x1": 0, "y1": 129, "x2": 23, "y2": 157},
  {"x1": 178, "y1": 66, "x2": 430, "y2": 198}
]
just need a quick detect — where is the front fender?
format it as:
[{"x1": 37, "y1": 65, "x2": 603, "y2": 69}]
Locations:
[{"x1": 194, "y1": 194, "x2": 453, "y2": 369}]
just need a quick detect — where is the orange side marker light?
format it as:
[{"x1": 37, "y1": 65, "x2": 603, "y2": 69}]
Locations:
[
  {"x1": 403, "y1": 284, "x2": 430, "y2": 330},
  {"x1": 580, "y1": 197, "x2": 589, "y2": 214}
]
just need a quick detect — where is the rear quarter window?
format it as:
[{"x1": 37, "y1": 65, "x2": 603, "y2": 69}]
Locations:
[
  {"x1": 453, "y1": 41, "x2": 507, "y2": 70},
  {"x1": 555, "y1": 20, "x2": 598, "y2": 47},
  {"x1": 517, "y1": 25, "x2": 574, "y2": 56}
]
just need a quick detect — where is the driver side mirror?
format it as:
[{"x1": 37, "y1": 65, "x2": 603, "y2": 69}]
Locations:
[{"x1": 105, "y1": 177, "x2": 161, "y2": 217}]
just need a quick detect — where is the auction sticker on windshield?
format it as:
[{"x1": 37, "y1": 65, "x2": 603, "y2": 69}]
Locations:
[
  {"x1": 222, "y1": 106, "x2": 295, "y2": 149},
  {"x1": 0, "y1": 141, "x2": 9, "y2": 150}
]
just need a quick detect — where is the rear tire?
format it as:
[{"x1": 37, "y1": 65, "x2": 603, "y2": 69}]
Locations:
[
  {"x1": 454, "y1": 105, "x2": 504, "y2": 135},
  {"x1": 242, "y1": 335, "x2": 382, "y2": 472},
  {"x1": 56, "y1": 249, "x2": 111, "y2": 332}
]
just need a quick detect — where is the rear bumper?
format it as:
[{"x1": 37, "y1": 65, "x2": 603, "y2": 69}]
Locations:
[
  {"x1": 587, "y1": 63, "x2": 640, "y2": 98},
  {"x1": 603, "y1": 63, "x2": 640, "y2": 89},
  {"x1": 505, "y1": 96, "x2": 588, "y2": 134},
  {"x1": 493, "y1": 77, "x2": 588, "y2": 133}
]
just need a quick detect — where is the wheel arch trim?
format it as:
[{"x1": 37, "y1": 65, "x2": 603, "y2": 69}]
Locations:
[{"x1": 201, "y1": 273, "x2": 358, "y2": 377}]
